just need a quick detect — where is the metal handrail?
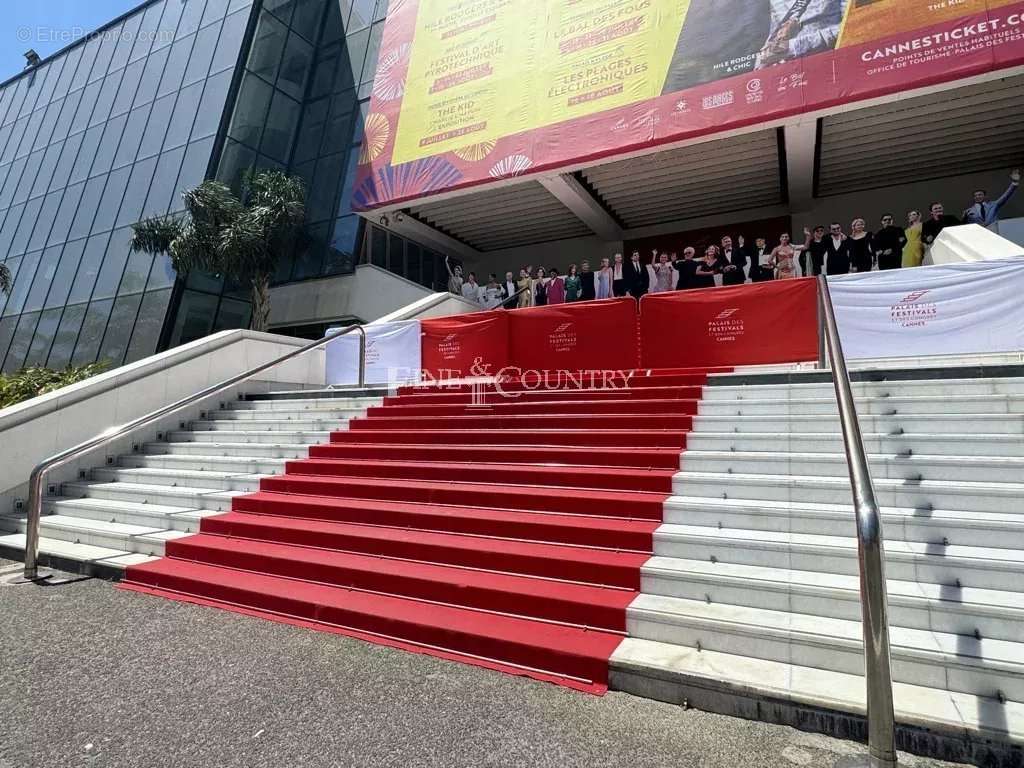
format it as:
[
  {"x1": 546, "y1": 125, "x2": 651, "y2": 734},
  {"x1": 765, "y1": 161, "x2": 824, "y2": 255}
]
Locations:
[
  {"x1": 817, "y1": 274, "x2": 898, "y2": 768},
  {"x1": 22, "y1": 324, "x2": 367, "y2": 581}
]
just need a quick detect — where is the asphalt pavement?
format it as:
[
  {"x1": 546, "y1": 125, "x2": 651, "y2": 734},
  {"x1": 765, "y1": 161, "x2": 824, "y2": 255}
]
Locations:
[{"x1": 0, "y1": 558, "x2": 968, "y2": 768}]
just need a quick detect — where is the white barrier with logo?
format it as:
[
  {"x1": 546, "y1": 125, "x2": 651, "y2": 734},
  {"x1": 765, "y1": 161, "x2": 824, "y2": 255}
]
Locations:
[
  {"x1": 827, "y1": 259, "x2": 1024, "y2": 360},
  {"x1": 325, "y1": 320, "x2": 422, "y2": 385}
]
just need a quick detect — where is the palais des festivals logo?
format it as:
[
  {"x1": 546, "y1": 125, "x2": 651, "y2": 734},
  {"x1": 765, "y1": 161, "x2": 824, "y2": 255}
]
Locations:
[
  {"x1": 437, "y1": 332, "x2": 461, "y2": 361},
  {"x1": 708, "y1": 307, "x2": 744, "y2": 343},
  {"x1": 891, "y1": 289, "x2": 937, "y2": 328},
  {"x1": 548, "y1": 322, "x2": 578, "y2": 353}
]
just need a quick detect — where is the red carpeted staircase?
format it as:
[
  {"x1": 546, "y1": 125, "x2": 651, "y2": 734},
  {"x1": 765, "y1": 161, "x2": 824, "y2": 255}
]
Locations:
[{"x1": 120, "y1": 369, "x2": 714, "y2": 692}]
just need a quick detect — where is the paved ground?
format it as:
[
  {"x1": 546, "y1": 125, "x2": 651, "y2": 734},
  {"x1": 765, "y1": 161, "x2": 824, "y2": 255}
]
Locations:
[{"x1": 0, "y1": 558, "x2": 968, "y2": 768}]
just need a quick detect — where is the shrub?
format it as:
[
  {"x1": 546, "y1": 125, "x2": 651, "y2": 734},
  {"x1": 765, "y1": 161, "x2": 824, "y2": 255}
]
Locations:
[{"x1": 0, "y1": 362, "x2": 109, "y2": 410}]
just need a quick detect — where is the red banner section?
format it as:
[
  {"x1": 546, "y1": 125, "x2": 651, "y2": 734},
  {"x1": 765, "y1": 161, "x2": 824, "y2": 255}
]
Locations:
[
  {"x1": 507, "y1": 298, "x2": 640, "y2": 373},
  {"x1": 639, "y1": 279, "x2": 819, "y2": 369},
  {"x1": 421, "y1": 311, "x2": 509, "y2": 378}
]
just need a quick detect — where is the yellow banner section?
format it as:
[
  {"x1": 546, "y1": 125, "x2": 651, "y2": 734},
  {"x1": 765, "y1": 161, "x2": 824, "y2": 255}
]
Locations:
[
  {"x1": 391, "y1": 0, "x2": 690, "y2": 166},
  {"x1": 837, "y1": 0, "x2": 1018, "y2": 47}
]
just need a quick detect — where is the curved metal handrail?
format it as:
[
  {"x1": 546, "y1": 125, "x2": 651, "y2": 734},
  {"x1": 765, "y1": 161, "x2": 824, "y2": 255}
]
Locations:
[
  {"x1": 817, "y1": 274, "x2": 898, "y2": 768},
  {"x1": 22, "y1": 324, "x2": 367, "y2": 581}
]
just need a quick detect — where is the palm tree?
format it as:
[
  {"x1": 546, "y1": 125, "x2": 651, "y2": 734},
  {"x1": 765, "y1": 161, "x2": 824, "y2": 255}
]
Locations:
[
  {"x1": 0, "y1": 262, "x2": 11, "y2": 296},
  {"x1": 131, "y1": 170, "x2": 306, "y2": 332}
]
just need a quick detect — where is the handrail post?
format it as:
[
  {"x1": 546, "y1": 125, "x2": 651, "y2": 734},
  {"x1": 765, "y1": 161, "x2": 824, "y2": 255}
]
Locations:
[
  {"x1": 818, "y1": 275, "x2": 898, "y2": 768},
  {"x1": 22, "y1": 466, "x2": 45, "y2": 581},
  {"x1": 357, "y1": 325, "x2": 366, "y2": 388}
]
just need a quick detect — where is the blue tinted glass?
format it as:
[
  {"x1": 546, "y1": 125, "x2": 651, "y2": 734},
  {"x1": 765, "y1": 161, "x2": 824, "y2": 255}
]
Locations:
[
  {"x1": 24, "y1": 307, "x2": 63, "y2": 367},
  {"x1": 163, "y1": 81, "x2": 203, "y2": 149},
  {"x1": 248, "y1": 13, "x2": 287, "y2": 83},
  {"x1": 137, "y1": 1, "x2": 171, "y2": 60},
  {"x1": 9, "y1": 198, "x2": 43, "y2": 255},
  {"x1": 47, "y1": 303, "x2": 88, "y2": 369},
  {"x1": 70, "y1": 298, "x2": 114, "y2": 366},
  {"x1": 3, "y1": 311, "x2": 40, "y2": 373},
  {"x1": 118, "y1": 249, "x2": 154, "y2": 294},
  {"x1": 68, "y1": 126, "x2": 102, "y2": 185},
  {"x1": 45, "y1": 239, "x2": 87, "y2": 309},
  {"x1": 70, "y1": 81, "x2": 102, "y2": 135},
  {"x1": 70, "y1": 37, "x2": 103, "y2": 91},
  {"x1": 68, "y1": 233, "x2": 110, "y2": 304},
  {"x1": 35, "y1": 143, "x2": 65, "y2": 194},
  {"x1": 211, "y1": 9, "x2": 249, "y2": 73},
  {"x1": 91, "y1": 227, "x2": 132, "y2": 299},
  {"x1": 125, "y1": 288, "x2": 173, "y2": 362},
  {"x1": 143, "y1": 145, "x2": 186, "y2": 217},
  {"x1": 23, "y1": 246, "x2": 62, "y2": 313},
  {"x1": 228, "y1": 74, "x2": 272, "y2": 148},
  {"x1": 110, "y1": 14, "x2": 144, "y2": 72},
  {"x1": 46, "y1": 182, "x2": 84, "y2": 246},
  {"x1": 177, "y1": 0, "x2": 209, "y2": 38},
  {"x1": 159, "y1": 35, "x2": 195, "y2": 98},
  {"x1": 171, "y1": 137, "x2": 215, "y2": 209},
  {"x1": 191, "y1": 70, "x2": 233, "y2": 140},
  {"x1": 90, "y1": 113, "x2": 130, "y2": 176},
  {"x1": 114, "y1": 105, "x2": 152, "y2": 168},
  {"x1": 0, "y1": 205, "x2": 25, "y2": 256},
  {"x1": 70, "y1": 176, "x2": 107, "y2": 241},
  {"x1": 138, "y1": 95, "x2": 175, "y2": 158},
  {"x1": 33, "y1": 100, "x2": 63, "y2": 150},
  {"x1": 146, "y1": 254, "x2": 178, "y2": 290},
  {"x1": 91, "y1": 167, "x2": 132, "y2": 235},
  {"x1": 278, "y1": 31, "x2": 314, "y2": 100},
  {"x1": 112, "y1": 59, "x2": 145, "y2": 116},
  {"x1": 89, "y1": 25, "x2": 123, "y2": 83},
  {"x1": 50, "y1": 89, "x2": 84, "y2": 142},
  {"x1": 201, "y1": 0, "x2": 230, "y2": 26},
  {"x1": 134, "y1": 46, "x2": 170, "y2": 108},
  {"x1": 91, "y1": 74, "x2": 124, "y2": 126},
  {"x1": 183, "y1": 23, "x2": 220, "y2": 86},
  {"x1": 28, "y1": 192, "x2": 62, "y2": 252},
  {"x1": 116, "y1": 157, "x2": 159, "y2": 228},
  {"x1": 3, "y1": 250, "x2": 41, "y2": 314}
]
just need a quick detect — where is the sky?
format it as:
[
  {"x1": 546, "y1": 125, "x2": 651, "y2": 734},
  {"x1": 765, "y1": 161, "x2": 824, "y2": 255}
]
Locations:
[{"x1": 2, "y1": 0, "x2": 141, "y2": 83}]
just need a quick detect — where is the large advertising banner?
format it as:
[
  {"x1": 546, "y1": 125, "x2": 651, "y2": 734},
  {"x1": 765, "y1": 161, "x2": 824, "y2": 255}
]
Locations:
[
  {"x1": 420, "y1": 311, "x2": 510, "y2": 378},
  {"x1": 354, "y1": 0, "x2": 1024, "y2": 210}
]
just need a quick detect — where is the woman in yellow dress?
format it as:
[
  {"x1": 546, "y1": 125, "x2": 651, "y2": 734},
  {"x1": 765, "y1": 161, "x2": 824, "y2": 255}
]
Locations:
[
  {"x1": 902, "y1": 210, "x2": 924, "y2": 268},
  {"x1": 515, "y1": 267, "x2": 532, "y2": 308}
]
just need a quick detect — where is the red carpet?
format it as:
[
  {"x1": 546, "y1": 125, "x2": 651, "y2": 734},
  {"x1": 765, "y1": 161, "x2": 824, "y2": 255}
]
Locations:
[{"x1": 120, "y1": 367, "x2": 718, "y2": 693}]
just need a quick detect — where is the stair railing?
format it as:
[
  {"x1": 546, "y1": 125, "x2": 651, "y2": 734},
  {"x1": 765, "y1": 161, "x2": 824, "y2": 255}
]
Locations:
[
  {"x1": 21, "y1": 324, "x2": 367, "y2": 581},
  {"x1": 817, "y1": 274, "x2": 898, "y2": 768}
]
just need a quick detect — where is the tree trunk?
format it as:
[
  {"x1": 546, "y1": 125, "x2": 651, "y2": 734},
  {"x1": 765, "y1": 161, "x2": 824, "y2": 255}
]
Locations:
[{"x1": 250, "y1": 275, "x2": 271, "y2": 332}]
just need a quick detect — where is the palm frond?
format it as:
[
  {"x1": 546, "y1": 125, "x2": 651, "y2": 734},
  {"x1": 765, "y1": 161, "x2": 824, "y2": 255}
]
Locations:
[
  {"x1": 130, "y1": 215, "x2": 184, "y2": 255},
  {"x1": 0, "y1": 262, "x2": 12, "y2": 296}
]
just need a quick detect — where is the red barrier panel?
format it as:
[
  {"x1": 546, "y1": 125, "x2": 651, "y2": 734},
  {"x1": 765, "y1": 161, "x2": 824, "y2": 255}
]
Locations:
[
  {"x1": 639, "y1": 279, "x2": 819, "y2": 368},
  {"x1": 507, "y1": 298, "x2": 640, "y2": 372},
  {"x1": 421, "y1": 311, "x2": 509, "y2": 378}
]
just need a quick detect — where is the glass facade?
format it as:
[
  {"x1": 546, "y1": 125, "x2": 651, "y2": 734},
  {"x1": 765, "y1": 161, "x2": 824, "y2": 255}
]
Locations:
[{"x1": 0, "y1": 0, "x2": 449, "y2": 374}]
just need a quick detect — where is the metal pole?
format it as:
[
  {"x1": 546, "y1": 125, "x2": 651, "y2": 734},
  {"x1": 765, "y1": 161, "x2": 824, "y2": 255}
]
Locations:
[
  {"x1": 818, "y1": 275, "x2": 898, "y2": 768},
  {"x1": 817, "y1": 279, "x2": 827, "y2": 370},
  {"x1": 358, "y1": 325, "x2": 366, "y2": 388}
]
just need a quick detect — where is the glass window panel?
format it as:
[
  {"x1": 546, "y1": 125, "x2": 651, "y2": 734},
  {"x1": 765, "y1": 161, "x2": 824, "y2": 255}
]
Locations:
[
  {"x1": 118, "y1": 250, "x2": 154, "y2": 295},
  {"x1": 109, "y1": 14, "x2": 144, "y2": 72},
  {"x1": 171, "y1": 138, "x2": 215, "y2": 211},
  {"x1": 406, "y1": 242, "x2": 421, "y2": 285},
  {"x1": 211, "y1": 296, "x2": 251, "y2": 332},
  {"x1": 1, "y1": 118, "x2": 28, "y2": 164},
  {"x1": 16, "y1": 112, "x2": 44, "y2": 160},
  {"x1": 0, "y1": 206, "x2": 25, "y2": 256},
  {"x1": 141, "y1": 1, "x2": 174, "y2": 59},
  {"x1": 35, "y1": 61, "x2": 66, "y2": 108},
  {"x1": 111, "y1": 58, "x2": 145, "y2": 117},
  {"x1": 422, "y1": 247, "x2": 435, "y2": 289},
  {"x1": 168, "y1": 289, "x2": 218, "y2": 346},
  {"x1": 0, "y1": 316, "x2": 16, "y2": 369},
  {"x1": 71, "y1": 175, "x2": 107, "y2": 241},
  {"x1": 4, "y1": 250, "x2": 41, "y2": 315},
  {"x1": 264, "y1": 0, "x2": 294, "y2": 25},
  {"x1": 177, "y1": 0, "x2": 210, "y2": 39},
  {"x1": 24, "y1": 307, "x2": 62, "y2": 367},
  {"x1": 212, "y1": 9, "x2": 249, "y2": 73},
  {"x1": 10, "y1": 198, "x2": 43, "y2": 256},
  {"x1": 50, "y1": 90, "x2": 84, "y2": 143},
  {"x1": 35, "y1": 143, "x2": 64, "y2": 193},
  {"x1": 46, "y1": 182, "x2": 84, "y2": 246},
  {"x1": 125, "y1": 288, "x2": 173, "y2": 362},
  {"x1": 248, "y1": 13, "x2": 287, "y2": 83},
  {"x1": 293, "y1": 98, "x2": 327, "y2": 164},
  {"x1": 71, "y1": 299, "x2": 114, "y2": 366},
  {"x1": 47, "y1": 303, "x2": 87, "y2": 369},
  {"x1": 28, "y1": 192, "x2": 62, "y2": 252},
  {"x1": 350, "y1": 0, "x2": 375, "y2": 31},
  {"x1": 163, "y1": 81, "x2": 203, "y2": 149},
  {"x1": 191, "y1": 69, "x2": 233, "y2": 140},
  {"x1": 307, "y1": 151, "x2": 344, "y2": 222},
  {"x1": 33, "y1": 100, "x2": 63, "y2": 151},
  {"x1": 345, "y1": 29, "x2": 370, "y2": 91},
  {"x1": 0, "y1": 123, "x2": 13, "y2": 158},
  {"x1": 278, "y1": 31, "x2": 314, "y2": 100},
  {"x1": 325, "y1": 216, "x2": 359, "y2": 275},
  {"x1": 370, "y1": 225, "x2": 386, "y2": 268},
  {"x1": 91, "y1": 167, "x2": 132, "y2": 235},
  {"x1": 68, "y1": 126, "x2": 102, "y2": 186},
  {"x1": 89, "y1": 25, "x2": 123, "y2": 83},
  {"x1": 335, "y1": 145, "x2": 360, "y2": 216},
  {"x1": 90, "y1": 113, "x2": 130, "y2": 177},
  {"x1": 228, "y1": 0, "x2": 253, "y2": 15},
  {"x1": 309, "y1": 45, "x2": 340, "y2": 101},
  {"x1": 351, "y1": 98, "x2": 370, "y2": 145},
  {"x1": 70, "y1": 37, "x2": 103, "y2": 92},
  {"x1": 0, "y1": 255, "x2": 22, "y2": 315},
  {"x1": 138, "y1": 95, "x2": 175, "y2": 159},
  {"x1": 291, "y1": 222, "x2": 326, "y2": 279},
  {"x1": 152, "y1": 0, "x2": 184, "y2": 51},
  {"x1": 387, "y1": 233, "x2": 404, "y2": 276},
  {"x1": 52, "y1": 47, "x2": 84, "y2": 97},
  {"x1": 259, "y1": 91, "x2": 299, "y2": 162},
  {"x1": 116, "y1": 157, "x2": 159, "y2": 229},
  {"x1": 228, "y1": 74, "x2": 272, "y2": 148},
  {"x1": 184, "y1": 23, "x2": 220, "y2": 87},
  {"x1": 23, "y1": 247, "x2": 61, "y2": 313},
  {"x1": 186, "y1": 269, "x2": 225, "y2": 293},
  {"x1": 45, "y1": 239, "x2": 87, "y2": 309},
  {"x1": 292, "y1": 0, "x2": 323, "y2": 39},
  {"x1": 216, "y1": 139, "x2": 255, "y2": 194},
  {"x1": 114, "y1": 105, "x2": 151, "y2": 168},
  {"x1": 146, "y1": 254, "x2": 177, "y2": 291},
  {"x1": 158, "y1": 35, "x2": 195, "y2": 98},
  {"x1": 0, "y1": 158, "x2": 27, "y2": 208},
  {"x1": 361, "y1": 22, "x2": 383, "y2": 85},
  {"x1": 69, "y1": 81, "x2": 102, "y2": 135},
  {"x1": 89, "y1": 74, "x2": 123, "y2": 127},
  {"x1": 13, "y1": 150, "x2": 44, "y2": 205},
  {"x1": 134, "y1": 46, "x2": 170, "y2": 108},
  {"x1": 320, "y1": 93, "x2": 353, "y2": 157},
  {"x1": 3, "y1": 311, "x2": 40, "y2": 373},
  {"x1": 92, "y1": 227, "x2": 133, "y2": 300},
  {"x1": 201, "y1": 0, "x2": 230, "y2": 26},
  {"x1": 356, "y1": 80, "x2": 373, "y2": 101},
  {"x1": 143, "y1": 145, "x2": 186, "y2": 217},
  {"x1": 68, "y1": 233, "x2": 110, "y2": 304},
  {"x1": 374, "y1": 0, "x2": 389, "y2": 22}
]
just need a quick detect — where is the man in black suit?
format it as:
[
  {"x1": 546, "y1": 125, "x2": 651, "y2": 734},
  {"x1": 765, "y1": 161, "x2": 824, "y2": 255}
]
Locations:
[
  {"x1": 719, "y1": 235, "x2": 748, "y2": 286},
  {"x1": 673, "y1": 247, "x2": 699, "y2": 290},
  {"x1": 874, "y1": 214, "x2": 907, "y2": 271},
  {"x1": 823, "y1": 222, "x2": 852, "y2": 275},
  {"x1": 744, "y1": 236, "x2": 773, "y2": 282},
  {"x1": 623, "y1": 250, "x2": 649, "y2": 299},
  {"x1": 579, "y1": 260, "x2": 596, "y2": 301}
]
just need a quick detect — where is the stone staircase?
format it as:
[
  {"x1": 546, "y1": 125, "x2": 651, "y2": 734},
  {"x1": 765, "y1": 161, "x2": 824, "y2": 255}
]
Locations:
[
  {"x1": 0, "y1": 391, "x2": 384, "y2": 570},
  {"x1": 612, "y1": 370, "x2": 1024, "y2": 756}
]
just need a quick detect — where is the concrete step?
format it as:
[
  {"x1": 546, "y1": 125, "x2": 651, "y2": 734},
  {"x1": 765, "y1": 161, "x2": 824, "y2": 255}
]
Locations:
[
  {"x1": 44, "y1": 495, "x2": 219, "y2": 533},
  {"x1": 63, "y1": 480, "x2": 242, "y2": 512},
  {"x1": 652, "y1": 523, "x2": 1024, "y2": 592},
  {"x1": 610, "y1": 638, "x2": 1024, "y2": 742},
  {"x1": 166, "y1": 429, "x2": 332, "y2": 444},
  {"x1": 143, "y1": 442, "x2": 313, "y2": 459},
  {"x1": 0, "y1": 512, "x2": 187, "y2": 557},
  {"x1": 203, "y1": 407, "x2": 367, "y2": 421},
  {"x1": 698, "y1": 394, "x2": 1024, "y2": 417},
  {"x1": 702, "y1": 377, "x2": 1024, "y2": 401},
  {"x1": 681, "y1": 450, "x2": 1024, "y2": 484},
  {"x1": 691, "y1": 412, "x2": 1024, "y2": 435},
  {"x1": 119, "y1": 454, "x2": 288, "y2": 476},
  {"x1": 685, "y1": 431, "x2": 1024, "y2": 457},
  {"x1": 674, "y1": 470, "x2": 1024, "y2": 514},
  {"x1": 229, "y1": 396, "x2": 385, "y2": 410},
  {"x1": 190, "y1": 418, "x2": 351, "y2": 432},
  {"x1": 640, "y1": 555, "x2": 1024, "y2": 642},
  {"x1": 0, "y1": 532, "x2": 158, "y2": 570},
  {"x1": 664, "y1": 496, "x2": 1024, "y2": 550},
  {"x1": 90, "y1": 467, "x2": 263, "y2": 493},
  {"x1": 626, "y1": 592, "x2": 1024, "y2": 700}
]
